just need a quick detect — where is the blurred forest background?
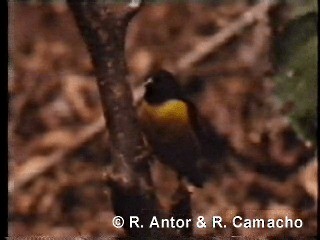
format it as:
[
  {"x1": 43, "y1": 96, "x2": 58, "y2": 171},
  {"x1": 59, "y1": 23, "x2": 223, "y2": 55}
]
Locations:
[{"x1": 9, "y1": 0, "x2": 317, "y2": 238}]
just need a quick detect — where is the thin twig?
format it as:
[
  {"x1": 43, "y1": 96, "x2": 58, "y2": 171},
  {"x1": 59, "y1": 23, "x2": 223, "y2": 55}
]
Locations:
[
  {"x1": 10, "y1": 117, "x2": 105, "y2": 194},
  {"x1": 177, "y1": 0, "x2": 278, "y2": 72}
]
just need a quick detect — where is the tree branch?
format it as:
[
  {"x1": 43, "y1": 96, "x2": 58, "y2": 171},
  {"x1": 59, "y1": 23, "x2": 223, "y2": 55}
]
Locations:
[
  {"x1": 67, "y1": 1, "x2": 171, "y2": 238},
  {"x1": 177, "y1": 0, "x2": 278, "y2": 72}
]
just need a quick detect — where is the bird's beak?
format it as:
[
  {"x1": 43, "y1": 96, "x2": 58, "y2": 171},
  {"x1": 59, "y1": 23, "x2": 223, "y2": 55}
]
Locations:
[
  {"x1": 143, "y1": 77, "x2": 153, "y2": 87},
  {"x1": 132, "y1": 77, "x2": 153, "y2": 107}
]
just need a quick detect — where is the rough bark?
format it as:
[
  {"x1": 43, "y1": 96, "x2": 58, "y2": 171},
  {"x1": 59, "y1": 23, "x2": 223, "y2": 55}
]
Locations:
[{"x1": 67, "y1": 1, "x2": 172, "y2": 238}]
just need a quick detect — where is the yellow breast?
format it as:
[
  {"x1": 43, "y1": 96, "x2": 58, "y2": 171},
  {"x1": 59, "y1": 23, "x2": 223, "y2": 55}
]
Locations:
[
  {"x1": 139, "y1": 100, "x2": 195, "y2": 144},
  {"x1": 140, "y1": 100, "x2": 191, "y2": 127}
]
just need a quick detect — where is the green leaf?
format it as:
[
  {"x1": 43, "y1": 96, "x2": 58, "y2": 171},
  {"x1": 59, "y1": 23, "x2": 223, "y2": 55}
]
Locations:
[
  {"x1": 275, "y1": 12, "x2": 317, "y2": 67},
  {"x1": 274, "y1": 9, "x2": 317, "y2": 144},
  {"x1": 290, "y1": 0, "x2": 318, "y2": 17}
]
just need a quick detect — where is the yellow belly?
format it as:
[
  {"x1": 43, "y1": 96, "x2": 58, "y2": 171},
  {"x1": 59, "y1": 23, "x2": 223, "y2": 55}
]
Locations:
[
  {"x1": 139, "y1": 100, "x2": 191, "y2": 136},
  {"x1": 138, "y1": 99, "x2": 199, "y2": 156}
]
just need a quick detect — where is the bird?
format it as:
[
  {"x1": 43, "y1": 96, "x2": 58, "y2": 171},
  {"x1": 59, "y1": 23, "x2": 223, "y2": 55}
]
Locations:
[{"x1": 137, "y1": 70, "x2": 228, "y2": 187}]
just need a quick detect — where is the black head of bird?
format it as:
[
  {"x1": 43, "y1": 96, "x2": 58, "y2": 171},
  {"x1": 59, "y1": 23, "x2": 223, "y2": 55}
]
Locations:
[{"x1": 144, "y1": 70, "x2": 186, "y2": 104}]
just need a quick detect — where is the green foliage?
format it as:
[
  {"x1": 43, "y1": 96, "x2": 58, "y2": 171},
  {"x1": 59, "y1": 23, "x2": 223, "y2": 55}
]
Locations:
[
  {"x1": 274, "y1": 3, "x2": 317, "y2": 144},
  {"x1": 290, "y1": 0, "x2": 318, "y2": 17}
]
